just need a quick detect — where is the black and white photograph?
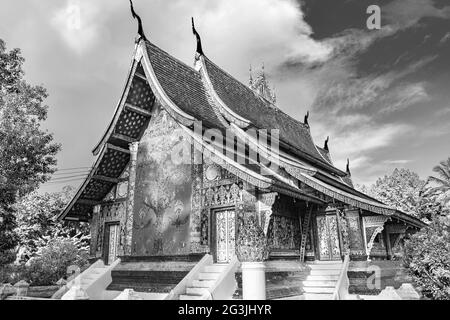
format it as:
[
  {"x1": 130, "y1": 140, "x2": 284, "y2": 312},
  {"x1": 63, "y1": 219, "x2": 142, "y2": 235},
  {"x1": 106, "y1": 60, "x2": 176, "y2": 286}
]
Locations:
[{"x1": 0, "y1": 0, "x2": 449, "y2": 307}]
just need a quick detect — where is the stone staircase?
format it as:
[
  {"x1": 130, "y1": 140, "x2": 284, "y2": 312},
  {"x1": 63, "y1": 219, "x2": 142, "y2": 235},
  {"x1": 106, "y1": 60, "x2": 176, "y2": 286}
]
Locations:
[
  {"x1": 179, "y1": 264, "x2": 228, "y2": 300},
  {"x1": 303, "y1": 261, "x2": 342, "y2": 300},
  {"x1": 59, "y1": 259, "x2": 121, "y2": 300}
]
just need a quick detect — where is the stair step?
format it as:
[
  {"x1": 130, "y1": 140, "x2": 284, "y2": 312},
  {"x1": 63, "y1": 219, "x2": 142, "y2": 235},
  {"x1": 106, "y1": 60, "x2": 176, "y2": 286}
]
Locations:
[
  {"x1": 306, "y1": 275, "x2": 340, "y2": 281},
  {"x1": 303, "y1": 286, "x2": 335, "y2": 294},
  {"x1": 204, "y1": 265, "x2": 227, "y2": 273},
  {"x1": 309, "y1": 260, "x2": 343, "y2": 264},
  {"x1": 198, "y1": 272, "x2": 220, "y2": 280},
  {"x1": 186, "y1": 287, "x2": 209, "y2": 295},
  {"x1": 303, "y1": 280, "x2": 338, "y2": 287},
  {"x1": 309, "y1": 269, "x2": 341, "y2": 276},
  {"x1": 179, "y1": 294, "x2": 204, "y2": 300},
  {"x1": 308, "y1": 264, "x2": 342, "y2": 270},
  {"x1": 303, "y1": 293, "x2": 334, "y2": 300},
  {"x1": 192, "y1": 280, "x2": 215, "y2": 288}
]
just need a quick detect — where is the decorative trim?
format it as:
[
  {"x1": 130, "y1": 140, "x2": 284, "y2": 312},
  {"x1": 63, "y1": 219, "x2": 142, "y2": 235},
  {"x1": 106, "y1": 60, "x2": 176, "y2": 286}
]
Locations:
[
  {"x1": 199, "y1": 56, "x2": 251, "y2": 129},
  {"x1": 179, "y1": 124, "x2": 272, "y2": 189},
  {"x1": 366, "y1": 225, "x2": 385, "y2": 261},
  {"x1": 229, "y1": 123, "x2": 317, "y2": 176},
  {"x1": 58, "y1": 145, "x2": 108, "y2": 220},
  {"x1": 286, "y1": 166, "x2": 397, "y2": 216},
  {"x1": 258, "y1": 192, "x2": 277, "y2": 236},
  {"x1": 123, "y1": 142, "x2": 139, "y2": 255},
  {"x1": 138, "y1": 42, "x2": 195, "y2": 127}
]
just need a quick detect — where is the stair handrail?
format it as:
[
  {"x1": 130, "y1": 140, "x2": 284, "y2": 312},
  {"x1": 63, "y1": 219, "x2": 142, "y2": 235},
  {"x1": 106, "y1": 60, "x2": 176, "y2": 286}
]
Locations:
[
  {"x1": 86, "y1": 258, "x2": 121, "y2": 300},
  {"x1": 207, "y1": 256, "x2": 239, "y2": 300},
  {"x1": 164, "y1": 254, "x2": 213, "y2": 300},
  {"x1": 331, "y1": 254, "x2": 350, "y2": 300},
  {"x1": 52, "y1": 259, "x2": 105, "y2": 299}
]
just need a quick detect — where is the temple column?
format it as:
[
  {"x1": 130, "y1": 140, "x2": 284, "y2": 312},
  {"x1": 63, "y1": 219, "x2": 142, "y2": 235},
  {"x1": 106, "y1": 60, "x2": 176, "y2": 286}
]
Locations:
[
  {"x1": 384, "y1": 228, "x2": 393, "y2": 260},
  {"x1": 124, "y1": 142, "x2": 139, "y2": 256},
  {"x1": 237, "y1": 184, "x2": 268, "y2": 300}
]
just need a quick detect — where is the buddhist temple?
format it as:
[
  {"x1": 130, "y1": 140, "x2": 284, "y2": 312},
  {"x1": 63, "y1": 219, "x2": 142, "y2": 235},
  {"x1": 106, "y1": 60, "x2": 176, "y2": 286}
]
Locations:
[{"x1": 57, "y1": 4, "x2": 425, "y2": 300}]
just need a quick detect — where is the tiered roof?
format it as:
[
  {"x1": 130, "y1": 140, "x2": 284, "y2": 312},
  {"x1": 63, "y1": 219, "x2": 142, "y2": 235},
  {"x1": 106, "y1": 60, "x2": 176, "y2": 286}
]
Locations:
[{"x1": 58, "y1": 24, "x2": 425, "y2": 229}]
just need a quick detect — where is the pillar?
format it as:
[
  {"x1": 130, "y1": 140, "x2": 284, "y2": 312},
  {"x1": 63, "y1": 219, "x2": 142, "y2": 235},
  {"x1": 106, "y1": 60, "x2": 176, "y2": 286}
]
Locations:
[
  {"x1": 236, "y1": 212, "x2": 267, "y2": 300},
  {"x1": 124, "y1": 142, "x2": 139, "y2": 256},
  {"x1": 384, "y1": 228, "x2": 393, "y2": 260},
  {"x1": 241, "y1": 262, "x2": 266, "y2": 300}
]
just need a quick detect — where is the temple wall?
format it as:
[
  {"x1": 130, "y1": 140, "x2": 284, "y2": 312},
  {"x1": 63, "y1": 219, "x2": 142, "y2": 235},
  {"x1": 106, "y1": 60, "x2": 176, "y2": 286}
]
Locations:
[
  {"x1": 130, "y1": 106, "x2": 193, "y2": 256},
  {"x1": 198, "y1": 156, "x2": 245, "y2": 255},
  {"x1": 267, "y1": 196, "x2": 301, "y2": 252},
  {"x1": 345, "y1": 209, "x2": 366, "y2": 259},
  {"x1": 90, "y1": 170, "x2": 129, "y2": 260}
]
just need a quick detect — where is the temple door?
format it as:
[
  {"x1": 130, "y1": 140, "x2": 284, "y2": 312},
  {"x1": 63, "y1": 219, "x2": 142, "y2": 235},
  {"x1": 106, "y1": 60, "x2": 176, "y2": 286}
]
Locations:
[
  {"x1": 316, "y1": 214, "x2": 341, "y2": 261},
  {"x1": 104, "y1": 223, "x2": 119, "y2": 265},
  {"x1": 215, "y1": 209, "x2": 236, "y2": 263}
]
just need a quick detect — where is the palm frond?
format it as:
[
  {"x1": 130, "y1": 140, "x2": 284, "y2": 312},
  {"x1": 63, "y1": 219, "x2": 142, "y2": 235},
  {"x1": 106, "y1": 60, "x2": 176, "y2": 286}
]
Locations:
[
  {"x1": 432, "y1": 164, "x2": 450, "y2": 181},
  {"x1": 427, "y1": 176, "x2": 450, "y2": 188}
]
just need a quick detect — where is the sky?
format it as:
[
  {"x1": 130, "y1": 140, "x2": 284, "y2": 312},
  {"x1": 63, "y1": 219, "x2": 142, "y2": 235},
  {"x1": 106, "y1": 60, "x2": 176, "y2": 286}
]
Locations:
[{"x1": 0, "y1": 0, "x2": 449, "y2": 193}]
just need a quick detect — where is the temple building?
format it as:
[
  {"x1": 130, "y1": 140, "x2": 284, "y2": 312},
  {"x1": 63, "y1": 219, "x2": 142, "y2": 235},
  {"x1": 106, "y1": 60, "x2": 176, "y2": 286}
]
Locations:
[{"x1": 58, "y1": 9, "x2": 425, "y2": 300}]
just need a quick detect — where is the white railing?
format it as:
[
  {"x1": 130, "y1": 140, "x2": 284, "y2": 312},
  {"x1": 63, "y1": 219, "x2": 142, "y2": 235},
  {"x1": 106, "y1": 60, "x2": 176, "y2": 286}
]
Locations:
[
  {"x1": 164, "y1": 254, "x2": 213, "y2": 300},
  {"x1": 207, "y1": 256, "x2": 239, "y2": 300},
  {"x1": 57, "y1": 258, "x2": 121, "y2": 300},
  {"x1": 332, "y1": 254, "x2": 350, "y2": 300},
  {"x1": 52, "y1": 259, "x2": 104, "y2": 299},
  {"x1": 88, "y1": 258, "x2": 121, "y2": 300}
]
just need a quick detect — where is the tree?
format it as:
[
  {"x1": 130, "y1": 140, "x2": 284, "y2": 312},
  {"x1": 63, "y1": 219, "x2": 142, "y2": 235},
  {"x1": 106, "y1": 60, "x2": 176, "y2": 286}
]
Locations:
[
  {"x1": 367, "y1": 168, "x2": 425, "y2": 218},
  {"x1": 426, "y1": 157, "x2": 450, "y2": 208},
  {"x1": 0, "y1": 38, "x2": 60, "y2": 264},
  {"x1": 403, "y1": 157, "x2": 450, "y2": 300},
  {"x1": 13, "y1": 186, "x2": 90, "y2": 263},
  {"x1": 404, "y1": 213, "x2": 450, "y2": 300}
]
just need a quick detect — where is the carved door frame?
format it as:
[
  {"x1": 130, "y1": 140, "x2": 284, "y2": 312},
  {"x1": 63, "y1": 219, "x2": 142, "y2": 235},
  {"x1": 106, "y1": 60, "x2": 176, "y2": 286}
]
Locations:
[
  {"x1": 315, "y1": 212, "x2": 342, "y2": 261},
  {"x1": 103, "y1": 222, "x2": 120, "y2": 265},
  {"x1": 211, "y1": 207, "x2": 237, "y2": 263}
]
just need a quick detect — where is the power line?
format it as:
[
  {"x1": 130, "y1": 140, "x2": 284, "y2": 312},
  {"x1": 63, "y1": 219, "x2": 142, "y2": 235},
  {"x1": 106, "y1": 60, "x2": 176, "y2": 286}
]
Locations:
[
  {"x1": 49, "y1": 174, "x2": 89, "y2": 181},
  {"x1": 52, "y1": 170, "x2": 90, "y2": 176},
  {"x1": 55, "y1": 167, "x2": 92, "y2": 172},
  {"x1": 45, "y1": 178, "x2": 86, "y2": 185}
]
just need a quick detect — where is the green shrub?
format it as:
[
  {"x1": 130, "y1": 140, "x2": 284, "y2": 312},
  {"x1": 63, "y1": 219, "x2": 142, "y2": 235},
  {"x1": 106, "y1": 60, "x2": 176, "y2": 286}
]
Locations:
[
  {"x1": 23, "y1": 236, "x2": 89, "y2": 286},
  {"x1": 403, "y1": 215, "x2": 450, "y2": 300},
  {"x1": 0, "y1": 264, "x2": 26, "y2": 285}
]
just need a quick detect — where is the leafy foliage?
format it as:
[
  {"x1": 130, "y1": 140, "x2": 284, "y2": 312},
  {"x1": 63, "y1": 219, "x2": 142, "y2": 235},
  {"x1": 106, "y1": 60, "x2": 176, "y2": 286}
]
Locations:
[
  {"x1": 24, "y1": 235, "x2": 90, "y2": 286},
  {"x1": 12, "y1": 187, "x2": 90, "y2": 263},
  {"x1": 0, "y1": 187, "x2": 90, "y2": 286},
  {"x1": 426, "y1": 157, "x2": 450, "y2": 208},
  {"x1": 0, "y1": 38, "x2": 60, "y2": 265},
  {"x1": 404, "y1": 213, "x2": 450, "y2": 300},
  {"x1": 366, "y1": 168, "x2": 425, "y2": 218}
]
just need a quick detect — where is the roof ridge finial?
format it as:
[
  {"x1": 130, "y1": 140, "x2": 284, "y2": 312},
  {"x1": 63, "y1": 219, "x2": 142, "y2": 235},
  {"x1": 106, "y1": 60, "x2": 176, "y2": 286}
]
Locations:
[
  {"x1": 346, "y1": 158, "x2": 351, "y2": 176},
  {"x1": 129, "y1": 0, "x2": 147, "y2": 42},
  {"x1": 324, "y1": 136, "x2": 329, "y2": 151},
  {"x1": 192, "y1": 17, "x2": 204, "y2": 56},
  {"x1": 304, "y1": 111, "x2": 310, "y2": 126},
  {"x1": 249, "y1": 64, "x2": 254, "y2": 87}
]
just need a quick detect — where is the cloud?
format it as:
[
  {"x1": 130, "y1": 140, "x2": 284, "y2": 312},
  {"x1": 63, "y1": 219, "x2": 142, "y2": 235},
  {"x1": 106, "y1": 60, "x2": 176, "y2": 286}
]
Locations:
[
  {"x1": 50, "y1": 0, "x2": 122, "y2": 55},
  {"x1": 379, "y1": 82, "x2": 430, "y2": 114},
  {"x1": 384, "y1": 0, "x2": 450, "y2": 29},
  {"x1": 310, "y1": 55, "x2": 436, "y2": 117},
  {"x1": 383, "y1": 159, "x2": 413, "y2": 165}
]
